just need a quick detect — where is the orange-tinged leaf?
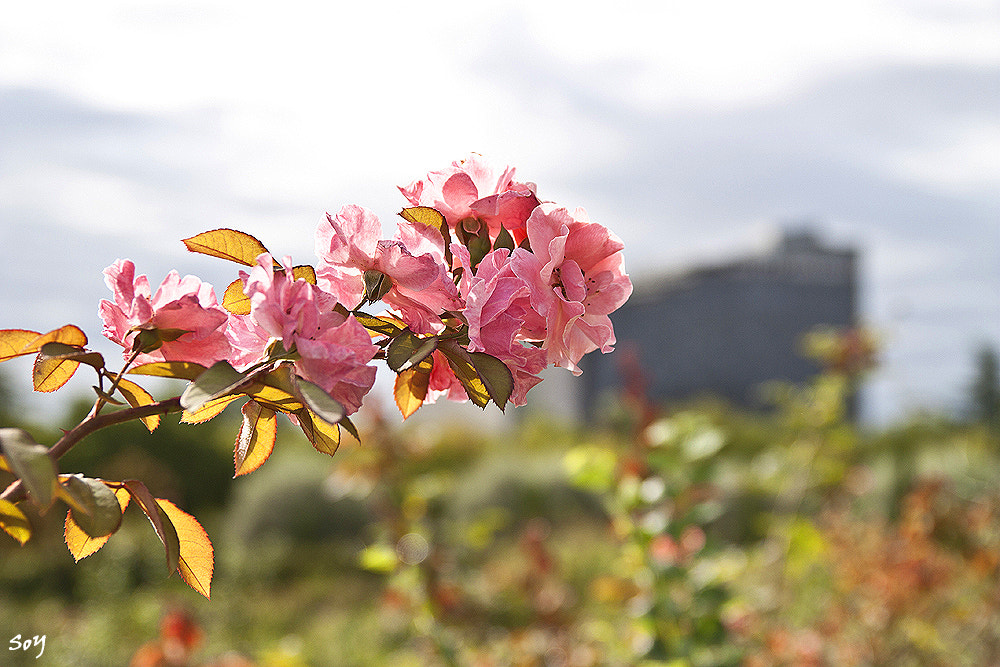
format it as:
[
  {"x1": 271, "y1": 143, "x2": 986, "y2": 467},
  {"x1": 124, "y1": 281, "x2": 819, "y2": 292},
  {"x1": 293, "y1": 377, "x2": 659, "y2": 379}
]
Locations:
[
  {"x1": 182, "y1": 228, "x2": 269, "y2": 266},
  {"x1": 128, "y1": 361, "x2": 208, "y2": 381},
  {"x1": 32, "y1": 355, "x2": 80, "y2": 392},
  {"x1": 64, "y1": 487, "x2": 130, "y2": 561},
  {"x1": 394, "y1": 358, "x2": 432, "y2": 420},
  {"x1": 181, "y1": 394, "x2": 240, "y2": 424},
  {"x1": 234, "y1": 400, "x2": 276, "y2": 477},
  {"x1": 23, "y1": 325, "x2": 88, "y2": 353},
  {"x1": 0, "y1": 329, "x2": 42, "y2": 362},
  {"x1": 222, "y1": 278, "x2": 251, "y2": 315},
  {"x1": 116, "y1": 378, "x2": 160, "y2": 432},
  {"x1": 155, "y1": 498, "x2": 214, "y2": 599},
  {"x1": 0, "y1": 499, "x2": 31, "y2": 545},
  {"x1": 292, "y1": 264, "x2": 317, "y2": 284},
  {"x1": 125, "y1": 480, "x2": 180, "y2": 576},
  {"x1": 295, "y1": 409, "x2": 340, "y2": 456}
]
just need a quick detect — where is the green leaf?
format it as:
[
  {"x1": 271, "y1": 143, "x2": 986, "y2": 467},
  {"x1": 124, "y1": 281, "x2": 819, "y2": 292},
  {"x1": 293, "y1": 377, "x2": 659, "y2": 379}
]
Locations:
[
  {"x1": 179, "y1": 361, "x2": 250, "y2": 413},
  {"x1": 386, "y1": 329, "x2": 438, "y2": 372},
  {"x1": 353, "y1": 312, "x2": 403, "y2": 337},
  {"x1": 468, "y1": 229, "x2": 491, "y2": 272},
  {"x1": 294, "y1": 408, "x2": 341, "y2": 456},
  {"x1": 57, "y1": 475, "x2": 123, "y2": 538},
  {"x1": 0, "y1": 500, "x2": 31, "y2": 545},
  {"x1": 363, "y1": 269, "x2": 392, "y2": 303},
  {"x1": 0, "y1": 428, "x2": 57, "y2": 509},
  {"x1": 293, "y1": 376, "x2": 345, "y2": 425},
  {"x1": 494, "y1": 225, "x2": 515, "y2": 252},
  {"x1": 469, "y1": 351, "x2": 514, "y2": 411},
  {"x1": 124, "y1": 480, "x2": 180, "y2": 576},
  {"x1": 437, "y1": 340, "x2": 490, "y2": 409},
  {"x1": 340, "y1": 415, "x2": 361, "y2": 443}
]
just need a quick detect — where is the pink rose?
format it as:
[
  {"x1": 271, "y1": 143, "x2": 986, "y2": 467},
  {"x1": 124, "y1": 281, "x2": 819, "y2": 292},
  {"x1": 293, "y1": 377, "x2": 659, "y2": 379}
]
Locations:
[
  {"x1": 462, "y1": 248, "x2": 547, "y2": 406},
  {"x1": 99, "y1": 259, "x2": 231, "y2": 367},
  {"x1": 399, "y1": 153, "x2": 539, "y2": 246},
  {"x1": 238, "y1": 254, "x2": 378, "y2": 414},
  {"x1": 510, "y1": 204, "x2": 633, "y2": 375},
  {"x1": 315, "y1": 204, "x2": 462, "y2": 334}
]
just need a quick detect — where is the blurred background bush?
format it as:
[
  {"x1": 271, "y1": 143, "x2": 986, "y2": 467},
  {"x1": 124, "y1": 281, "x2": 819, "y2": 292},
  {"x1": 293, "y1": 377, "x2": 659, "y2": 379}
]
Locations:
[{"x1": 2, "y1": 331, "x2": 1000, "y2": 666}]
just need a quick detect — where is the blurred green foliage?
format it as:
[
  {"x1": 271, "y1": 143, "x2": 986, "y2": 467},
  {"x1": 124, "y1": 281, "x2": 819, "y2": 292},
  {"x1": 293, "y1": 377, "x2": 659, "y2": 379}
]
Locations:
[{"x1": 2, "y1": 332, "x2": 1000, "y2": 666}]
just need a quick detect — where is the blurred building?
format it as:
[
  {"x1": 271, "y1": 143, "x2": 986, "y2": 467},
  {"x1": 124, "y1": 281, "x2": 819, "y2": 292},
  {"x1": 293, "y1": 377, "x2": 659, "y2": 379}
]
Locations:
[{"x1": 565, "y1": 229, "x2": 859, "y2": 418}]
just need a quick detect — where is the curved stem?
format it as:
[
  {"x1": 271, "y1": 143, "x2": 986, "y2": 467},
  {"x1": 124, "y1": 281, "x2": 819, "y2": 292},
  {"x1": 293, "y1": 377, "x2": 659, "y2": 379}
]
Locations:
[{"x1": 0, "y1": 397, "x2": 184, "y2": 503}]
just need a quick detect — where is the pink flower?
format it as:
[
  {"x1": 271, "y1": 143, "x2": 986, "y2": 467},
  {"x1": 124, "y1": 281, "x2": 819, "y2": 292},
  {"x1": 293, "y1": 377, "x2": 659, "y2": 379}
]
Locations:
[
  {"x1": 315, "y1": 205, "x2": 462, "y2": 334},
  {"x1": 99, "y1": 259, "x2": 231, "y2": 366},
  {"x1": 237, "y1": 253, "x2": 378, "y2": 415},
  {"x1": 462, "y1": 248, "x2": 547, "y2": 405},
  {"x1": 510, "y1": 204, "x2": 633, "y2": 374},
  {"x1": 399, "y1": 153, "x2": 539, "y2": 246}
]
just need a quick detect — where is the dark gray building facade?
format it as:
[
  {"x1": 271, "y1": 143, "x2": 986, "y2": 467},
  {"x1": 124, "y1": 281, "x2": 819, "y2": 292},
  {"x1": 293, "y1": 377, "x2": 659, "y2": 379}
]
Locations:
[{"x1": 578, "y1": 230, "x2": 858, "y2": 414}]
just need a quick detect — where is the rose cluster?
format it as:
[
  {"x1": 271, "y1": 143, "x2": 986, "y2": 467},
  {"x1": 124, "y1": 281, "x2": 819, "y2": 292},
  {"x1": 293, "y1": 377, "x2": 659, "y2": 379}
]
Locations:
[{"x1": 99, "y1": 154, "x2": 633, "y2": 417}]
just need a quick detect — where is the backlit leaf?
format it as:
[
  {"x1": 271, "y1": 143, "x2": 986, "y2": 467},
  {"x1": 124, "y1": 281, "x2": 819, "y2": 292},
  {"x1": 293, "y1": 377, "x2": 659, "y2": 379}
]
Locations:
[
  {"x1": 292, "y1": 264, "x2": 317, "y2": 284},
  {"x1": 32, "y1": 355, "x2": 80, "y2": 393},
  {"x1": 182, "y1": 228, "x2": 269, "y2": 266},
  {"x1": 57, "y1": 475, "x2": 123, "y2": 538},
  {"x1": 0, "y1": 428, "x2": 57, "y2": 509},
  {"x1": 156, "y1": 498, "x2": 214, "y2": 599},
  {"x1": 295, "y1": 409, "x2": 341, "y2": 456},
  {"x1": 0, "y1": 500, "x2": 31, "y2": 545},
  {"x1": 64, "y1": 487, "x2": 129, "y2": 561},
  {"x1": 181, "y1": 394, "x2": 241, "y2": 424},
  {"x1": 125, "y1": 480, "x2": 180, "y2": 576},
  {"x1": 39, "y1": 342, "x2": 104, "y2": 370},
  {"x1": 128, "y1": 361, "x2": 208, "y2": 381},
  {"x1": 353, "y1": 312, "x2": 403, "y2": 338},
  {"x1": 116, "y1": 378, "x2": 160, "y2": 432},
  {"x1": 399, "y1": 206, "x2": 446, "y2": 229},
  {"x1": 0, "y1": 329, "x2": 41, "y2": 362},
  {"x1": 222, "y1": 278, "x2": 251, "y2": 315},
  {"x1": 469, "y1": 351, "x2": 514, "y2": 411},
  {"x1": 234, "y1": 400, "x2": 276, "y2": 477},
  {"x1": 438, "y1": 340, "x2": 490, "y2": 408},
  {"x1": 22, "y1": 325, "x2": 88, "y2": 354},
  {"x1": 394, "y1": 357, "x2": 433, "y2": 419},
  {"x1": 386, "y1": 328, "x2": 438, "y2": 372},
  {"x1": 179, "y1": 360, "x2": 249, "y2": 413}
]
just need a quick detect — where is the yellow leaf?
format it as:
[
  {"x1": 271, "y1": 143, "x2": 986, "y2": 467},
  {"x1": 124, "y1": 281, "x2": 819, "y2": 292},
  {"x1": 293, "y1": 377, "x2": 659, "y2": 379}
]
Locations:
[
  {"x1": 0, "y1": 499, "x2": 31, "y2": 545},
  {"x1": 292, "y1": 264, "x2": 317, "y2": 284},
  {"x1": 23, "y1": 325, "x2": 88, "y2": 354},
  {"x1": 296, "y1": 409, "x2": 340, "y2": 456},
  {"x1": 64, "y1": 487, "x2": 130, "y2": 561},
  {"x1": 116, "y1": 378, "x2": 160, "y2": 432},
  {"x1": 181, "y1": 394, "x2": 240, "y2": 424},
  {"x1": 32, "y1": 356, "x2": 80, "y2": 393},
  {"x1": 128, "y1": 361, "x2": 207, "y2": 381},
  {"x1": 400, "y1": 206, "x2": 446, "y2": 229},
  {"x1": 155, "y1": 498, "x2": 214, "y2": 599},
  {"x1": 0, "y1": 454, "x2": 9, "y2": 473},
  {"x1": 394, "y1": 358, "x2": 432, "y2": 420},
  {"x1": 222, "y1": 278, "x2": 251, "y2": 315},
  {"x1": 182, "y1": 228, "x2": 269, "y2": 266},
  {"x1": 234, "y1": 400, "x2": 276, "y2": 477},
  {"x1": 244, "y1": 382, "x2": 304, "y2": 413},
  {"x1": 0, "y1": 329, "x2": 42, "y2": 362}
]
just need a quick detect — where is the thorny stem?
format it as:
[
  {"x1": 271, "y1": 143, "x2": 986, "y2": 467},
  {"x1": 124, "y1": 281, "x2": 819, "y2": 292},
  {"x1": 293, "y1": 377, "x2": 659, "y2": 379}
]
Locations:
[{"x1": 0, "y1": 397, "x2": 184, "y2": 503}]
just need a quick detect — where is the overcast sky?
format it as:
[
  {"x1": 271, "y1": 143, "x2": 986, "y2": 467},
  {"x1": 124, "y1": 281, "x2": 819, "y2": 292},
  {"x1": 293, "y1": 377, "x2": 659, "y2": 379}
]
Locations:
[{"x1": 1, "y1": 0, "x2": 997, "y2": 423}]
